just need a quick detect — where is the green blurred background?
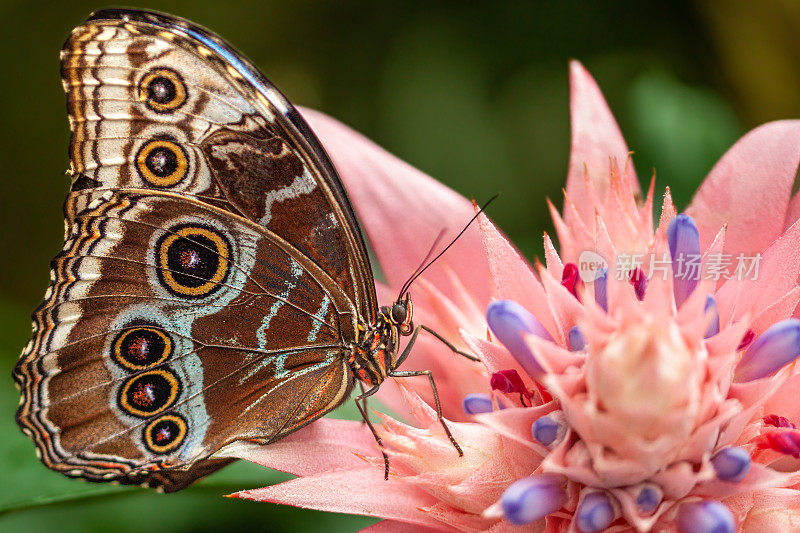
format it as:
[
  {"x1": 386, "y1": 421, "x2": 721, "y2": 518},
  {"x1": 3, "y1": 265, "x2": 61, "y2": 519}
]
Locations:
[{"x1": 1, "y1": 0, "x2": 798, "y2": 530}]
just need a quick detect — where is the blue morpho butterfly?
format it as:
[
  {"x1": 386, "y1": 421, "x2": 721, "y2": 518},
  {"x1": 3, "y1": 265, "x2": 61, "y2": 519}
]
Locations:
[{"x1": 13, "y1": 8, "x2": 485, "y2": 491}]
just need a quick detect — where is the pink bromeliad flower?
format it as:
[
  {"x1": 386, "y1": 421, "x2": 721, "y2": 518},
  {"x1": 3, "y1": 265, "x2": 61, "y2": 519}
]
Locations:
[{"x1": 219, "y1": 62, "x2": 800, "y2": 532}]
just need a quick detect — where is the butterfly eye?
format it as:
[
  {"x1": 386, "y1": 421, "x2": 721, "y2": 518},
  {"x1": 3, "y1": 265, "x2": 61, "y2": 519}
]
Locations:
[
  {"x1": 157, "y1": 224, "x2": 231, "y2": 298},
  {"x1": 391, "y1": 302, "x2": 407, "y2": 324},
  {"x1": 136, "y1": 139, "x2": 189, "y2": 187},
  {"x1": 139, "y1": 67, "x2": 187, "y2": 113}
]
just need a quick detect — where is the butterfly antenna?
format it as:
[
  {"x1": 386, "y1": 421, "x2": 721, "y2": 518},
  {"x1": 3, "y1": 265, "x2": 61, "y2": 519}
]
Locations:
[
  {"x1": 398, "y1": 228, "x2": 447, "y2": 298},
  {"x1": 399, "y1": 194, "x2": 498, "y2": 297}
]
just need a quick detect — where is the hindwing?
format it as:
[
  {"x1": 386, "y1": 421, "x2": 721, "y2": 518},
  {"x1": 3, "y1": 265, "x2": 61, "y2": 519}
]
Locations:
[{"x1": 14, "y1": 189, "x2": 355, "y2": 490}]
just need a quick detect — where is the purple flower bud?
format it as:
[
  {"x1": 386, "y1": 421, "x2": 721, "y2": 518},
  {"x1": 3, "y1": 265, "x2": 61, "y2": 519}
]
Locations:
[
  {"x1": 462, "y1": 393, "x2": 493, "y2": 415},
  {"x1": 704, "y1": 295, "x2": 720, "y2": 339},
  {"x1": 634, "y1": 483, "x2": 662, "y2": 514},
  {"x1": 531, "y1": 414, "x2": 564, "y2": 447},
  {"x1": 735, "y1": 319, "x2": 800, "y2": 382},
  {"x1": 487, "y1": 300, "x2": 552, "y2": 378},
  {"x1": 676, "y1": 501, "x2": 735, "y2": 533},
  {"x1": 594, "y1": 267, "x2": 608, "y2": 311},
  {"x1": 576, "y1": 492, "x2": 615, "y2": 532},
  {"x1": 501, "y1": 475, "x2": 567, "y2": 525},
  {"x1": 667, "y1": 214, "x2": 701, "y2": 308},
  {"x1": 568, "y1": 325, "x2": 586, "y2": 351},
  {"x1": 711, "y1": 447, "x2": 751, "y2": 482}
]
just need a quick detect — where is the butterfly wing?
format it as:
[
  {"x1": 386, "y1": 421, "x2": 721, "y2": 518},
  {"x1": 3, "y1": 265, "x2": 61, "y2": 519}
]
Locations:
[
  {"x1": 16, "y1": 8, "x2": 385, "y2": 490},
  {"x1": 14, "y1": 189, "x2": 355, "y2": 490},
  {"x1": 61, "y1": 8, "x2": 377, "y2": 323}
]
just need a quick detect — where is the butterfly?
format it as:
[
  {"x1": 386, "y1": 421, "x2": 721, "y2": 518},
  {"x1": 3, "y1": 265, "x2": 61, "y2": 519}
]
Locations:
[{"x1": 13, "y1": 8, "x2": 478, "y2": 492}]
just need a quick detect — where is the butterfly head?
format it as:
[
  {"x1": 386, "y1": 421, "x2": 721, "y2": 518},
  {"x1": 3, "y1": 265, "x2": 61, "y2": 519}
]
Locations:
[{"x1": 388, "y1": 294, "x2": 414, "y2": 336}]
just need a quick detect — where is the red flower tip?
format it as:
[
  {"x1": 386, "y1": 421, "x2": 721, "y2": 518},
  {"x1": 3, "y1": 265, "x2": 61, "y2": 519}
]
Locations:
[
  {"x1": 561, "y1": 262, "x2": 583, "y2": 299},
  {"x1": 628, "y1": 267, "x2": 648, "y2": 301},
  {"x1": 490, "y1": 369, "x2": 531, "y2": 398},
  {"x1": 738, "y1": 329, "x2": 755, "y2": 351},
  {"x1": 755, "y1": 427, "x2": 800, "y2": 458},
  {"x1": 763, "y1": 414, "x2": 797, "y2": 429}
]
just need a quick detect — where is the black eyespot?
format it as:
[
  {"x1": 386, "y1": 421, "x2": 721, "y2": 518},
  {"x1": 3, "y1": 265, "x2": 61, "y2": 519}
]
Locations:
[
  {"x1": 147, "y1": 146, "x2": 177, "y2": 176},
  {"x1": 112, "y1": 327, "x2": 173, "y2": 371},
  {"x1": 139, "y1": 67, "x2": 187, "y2": 113},
  {"x1": 148, "y1": 77, "x2": 176, "y2": 104},
  {"x1": 391, "y1": 302, "x2": 407, "y2": 324},
  {"x1": 119, "y1": 369, "x2": 181, "y2": 418},
  {"x1": 136, "y1": 139, "x2": 188, "y2": 187},
  {"x1": 156, "y1": 224, "x2": 231, "y2": 298},
  {"x1": 143, "y1": 413, "x2": 187, "y2": 454}
]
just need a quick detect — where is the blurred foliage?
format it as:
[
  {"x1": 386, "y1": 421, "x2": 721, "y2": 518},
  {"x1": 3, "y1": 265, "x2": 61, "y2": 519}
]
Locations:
[{"x1": 0, "y1": 0, "x2": 797, "y2": 531}]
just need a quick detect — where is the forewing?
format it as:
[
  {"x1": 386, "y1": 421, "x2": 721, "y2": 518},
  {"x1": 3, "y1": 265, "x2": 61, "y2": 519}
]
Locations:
[{"x1": 61, "y1": 8, "x2": 376, "y2": 321}]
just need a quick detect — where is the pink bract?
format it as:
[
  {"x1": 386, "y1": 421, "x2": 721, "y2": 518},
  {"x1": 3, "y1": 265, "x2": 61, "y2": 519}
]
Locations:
[{"x1": 219, "y1": 62, "x2": 800, "y2": 532}]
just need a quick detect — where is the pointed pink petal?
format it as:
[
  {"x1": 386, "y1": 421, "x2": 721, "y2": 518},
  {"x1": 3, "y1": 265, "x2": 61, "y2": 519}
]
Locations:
[
  {"x1": 300, "y1": 107, "x2": 490, "y2": 306},
  {"x1": 702, "y1": 224, "x2": 727, "y2": 284},
  {"x1": 216, "y1": 419, "x2": 377, "y2": 476},
  {"x1": 566, "y1": 61, "x2": 638, "y2": 228},
  {"x1": 654, "y1": 187, "x2": 677, "y2": 244},
  {"x1": 548, "y1": 198, "x2": 577, "y2": 263},
  {"x1": 638, "y1": 174, "x2": 656, "y2": 235},
  {"x1": 687, "y1": 120, "x2": 800, "y2": 257},
  {"x1": 407, "y1": 454, "x2": 518, "y2": 514},
  {"x1": 715, "y1": 217, "x2": 800, "y2": 322},
  {"x1": 722, "y1": 373, "x2": 789, "y2": 448},
  {"x1": 749, "y1": 286, "x2": 800, "y2": 335},
  {"x1": 694, "y1": 463, "x2": 800, "y2": 499},
  {"x1": 543, "y1": 233, "x2": 564, "y2": 281},
  {"x1": 477, "y1": 213, "x2": 558, "y2": 337},
  {"x1": 231, "y1": 467, "x2": 445, "y2": 529},
  {"x1": 559, "y1": 191, "x2": 595, "y2": 263},
  {"x1": 475, "y1": 406, "x2": 555, "y2": 454},
  {"x1": 415, "y1": 277, "x2": 484, "y2": 349},
  {"x1": 462, "y1": 333, "x2": 533, "y2": 385},
  {"x1": 537, "y1": 265, "x2": 584, "y2": 343}
]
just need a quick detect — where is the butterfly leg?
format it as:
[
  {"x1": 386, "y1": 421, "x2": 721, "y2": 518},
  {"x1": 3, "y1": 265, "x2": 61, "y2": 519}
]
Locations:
[
  {"x1": 419, "y1": 325, "x2": 480, "y2": 362},
  {"x1": 394, "y1": 324, "x2": 478, "y2": 369},
  {"x1": 354, "y1": 385, "x2": 390, "y2": 480},
  {"x1": 388, "y1": 368, "x2": 464, "y2": 458},
  {"x1": 358, "y1": 381, "x2": 372, "y2": 425}
]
